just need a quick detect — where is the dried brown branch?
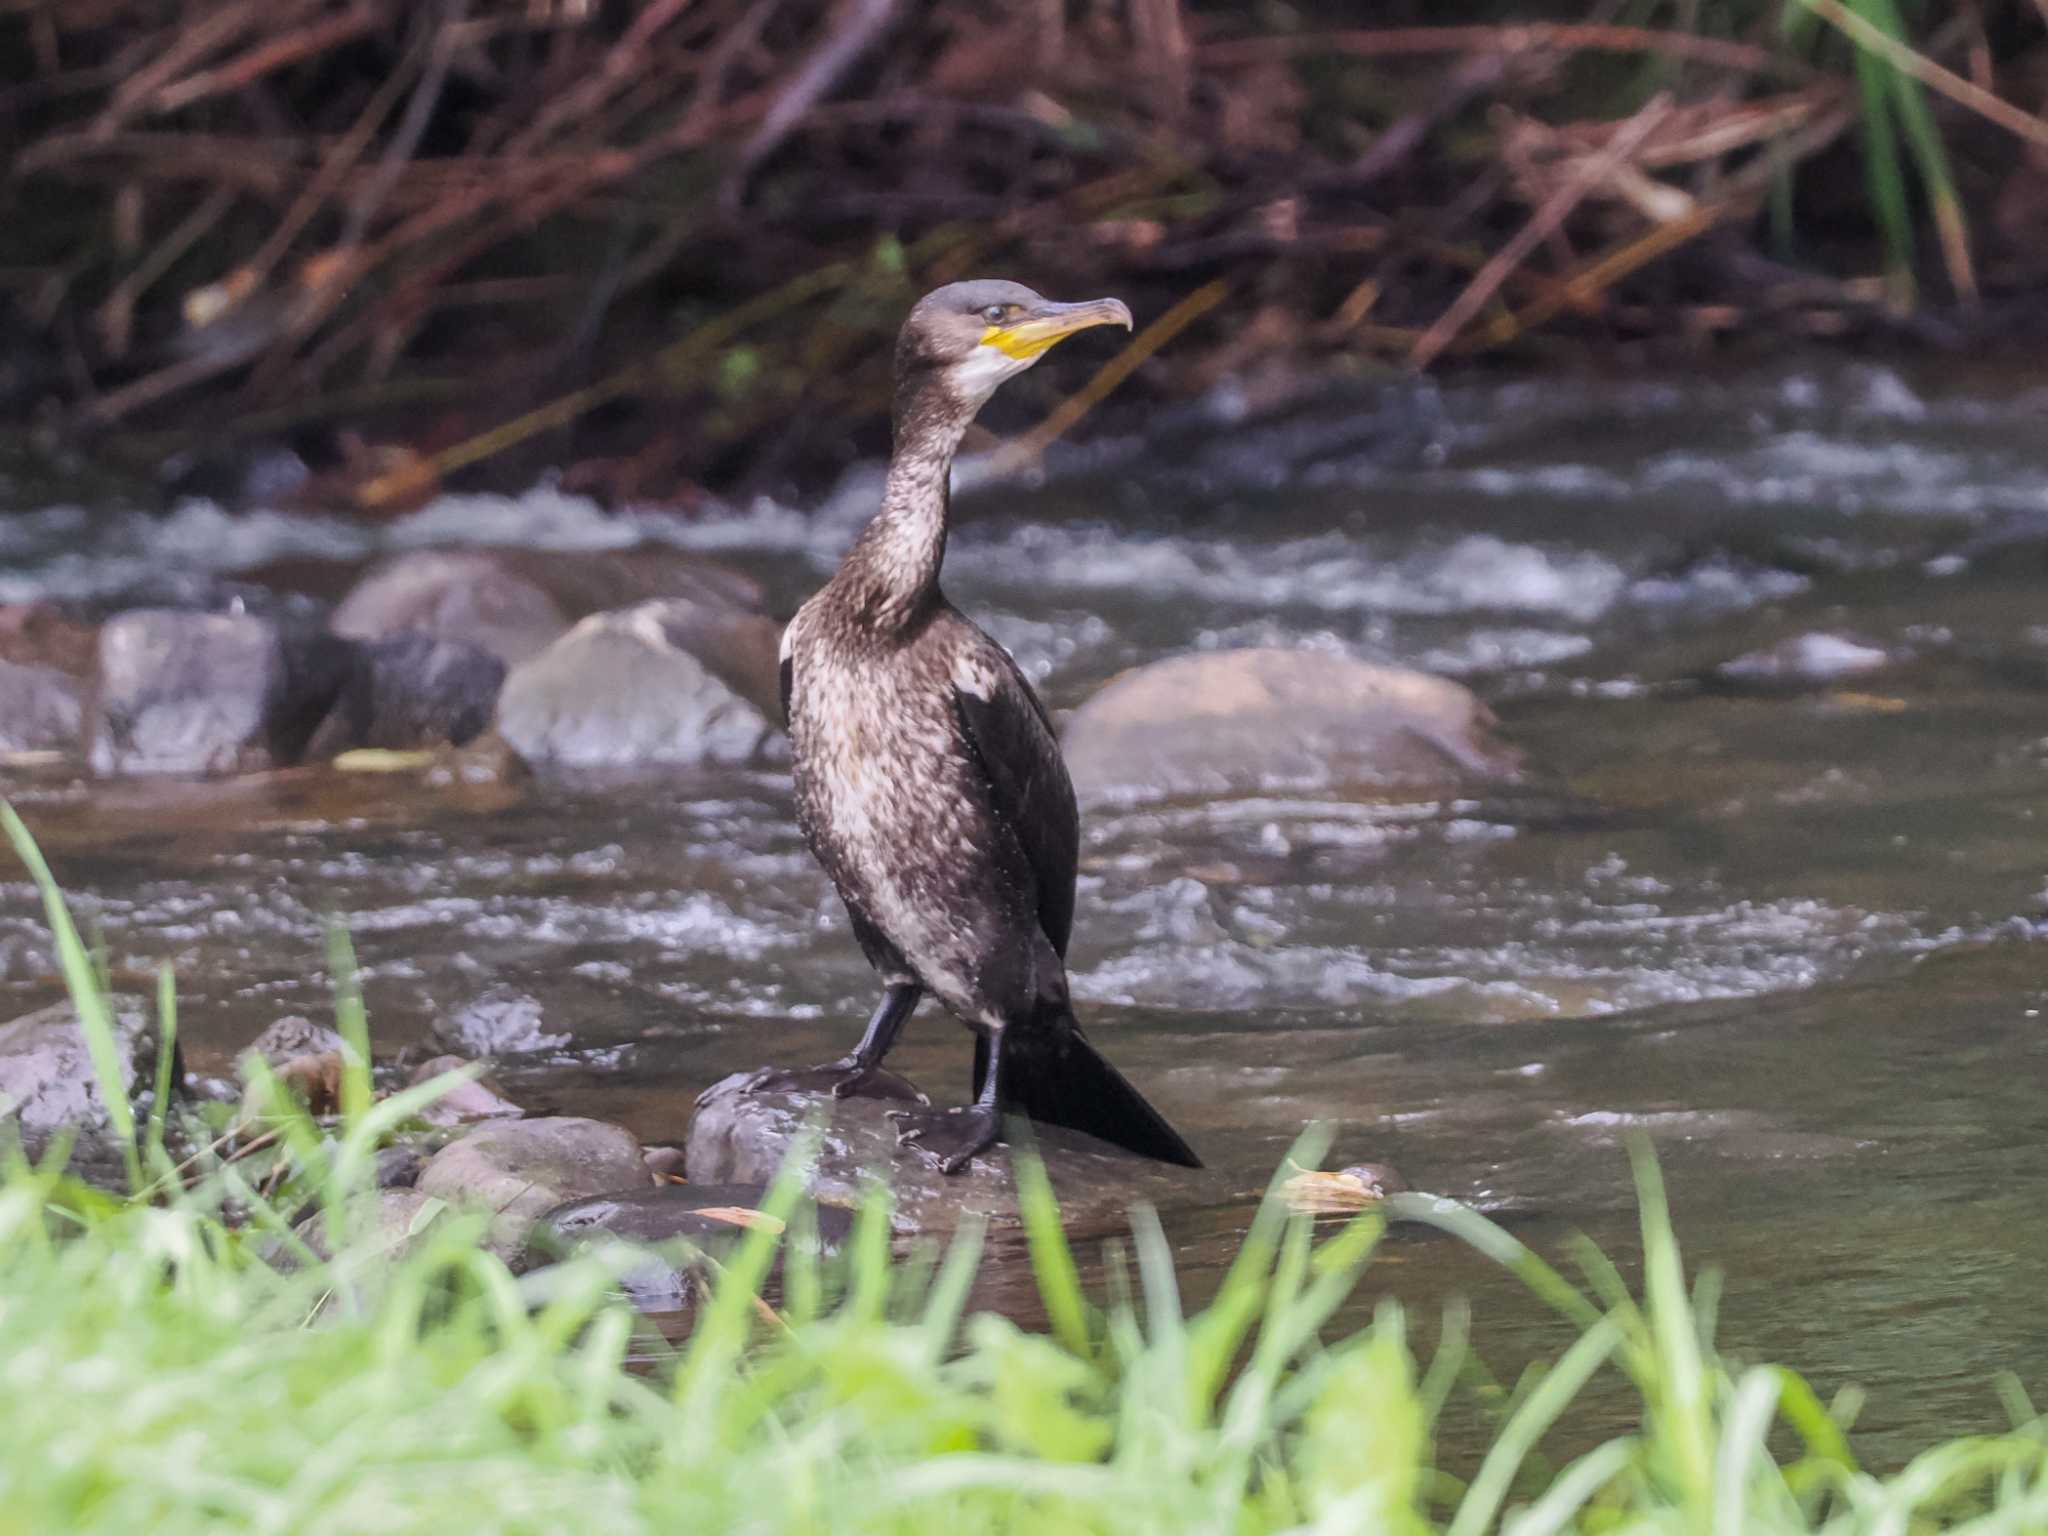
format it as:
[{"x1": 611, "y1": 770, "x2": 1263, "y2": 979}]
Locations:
[{"x1": 1412, "y1": 93, "x2": 1676, "y2": 370}]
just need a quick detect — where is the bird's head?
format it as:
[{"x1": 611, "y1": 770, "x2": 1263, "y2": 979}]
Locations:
[{"x1": 895, "y1": 279, "x2": 1133, "y2": 414}]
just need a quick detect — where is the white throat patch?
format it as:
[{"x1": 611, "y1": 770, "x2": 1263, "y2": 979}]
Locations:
[{"x1": 952, "y1": 342, "x2": 1034, "y2": 408}]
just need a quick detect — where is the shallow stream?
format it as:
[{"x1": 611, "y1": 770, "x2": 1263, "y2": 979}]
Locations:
[{"x1": 5, "y1": 358, "x2": 2047, "y2": 1462}]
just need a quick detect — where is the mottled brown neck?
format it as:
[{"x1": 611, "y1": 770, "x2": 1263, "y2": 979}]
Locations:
[{"x1": 828, "y1": 371, "x2": 972, "y2": 634}]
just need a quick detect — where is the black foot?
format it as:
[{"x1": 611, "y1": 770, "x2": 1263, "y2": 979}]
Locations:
[
  {"x1": 707, "y1": 1059, "x2": 927, "y2": 1108},
  {"x1": 888, "y1": 1104, "x2": 1001, "y2": 1174}
]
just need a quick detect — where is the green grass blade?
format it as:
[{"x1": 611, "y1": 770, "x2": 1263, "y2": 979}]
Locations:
[
  {"x1": 325, "y1": 923, "x2": 374, "y2": 1128},
  {"x1": 1501, "y1": 1436, "x2": 1634, "y2": 1536},
  {"x1": 1, "y1": 801, "x2": 142, "y2": 1193},
  {"x1": 146, "y1": 961, "x2": 179, "y2": 1175},
  {"x1": 1015, "y1": 1148, "x2": 1091, "y2": 1360},
  {"x1": 1866, "y1": 0, "x2": 1973, "y2": 299},
  {"x1": 1448, "y1": 1315, "x2": 1624, "y2": 1536},
  {"x1": 1714, "y1": 1366, "x2": 1787, "y2": 1536},
  {"x1": 1384, "y1": 1192, "x2": 1602, "y2": 1331}
]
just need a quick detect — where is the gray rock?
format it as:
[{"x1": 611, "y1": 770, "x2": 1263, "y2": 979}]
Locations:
[
  {"x1": 687, "y1": 1072, "x2": 1214, "y2": 1235},
  {"x1": 495, "y1": 600, "x2": 778, "y2": 769},
  {"x1": 0, "y1": 660, "x2": 83, "y2": 754},
  {"x1": 409, "y1": 1054, "x2": 524, "y2": 1126},
  {"x1": 236, "y1": 1015, "x2": 348, "y2": 1115},
  {"x1": 431, "y1": 986, "x2": 567, "y2": 1058},
  {"x1": 304, "y1": 631, "x2": 506, "y2": 759},
  {"x1": 1714, "y1": 632, "x2": 1893, "y2": 691},
  {"x1": 331, "y1": 549, "x2": 774, "y2": 680},
  {"x1": 417, "y1": 1116, "x2": 649, "y2": 1257},
  {"x1": 292, "y1": 1189, "x2": 449, "y2": 1265},
  {"x1": 241, "y1": 1015, "x2": 347, "y2": 1070},
  {"x1": 0, "y1": 992, "x2": 176, "y2": 1155},
  {"x1": 89, "y1": 609, "x2": 355, "y2": 775},
  {"x1": 375, "y1": 1142, "x2": 428, "y2": 1189},
  {"x1": 1061, "y1": 647, "x2": 1521, "y2": 805},
  {"x1": 333, "y1": 551, "x2": 570, "y2": 669}
]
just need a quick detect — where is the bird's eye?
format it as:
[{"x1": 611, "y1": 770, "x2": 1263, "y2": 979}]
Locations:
[{"x1": 982, "y1": 304, "x2": 1008, "y2": 323}]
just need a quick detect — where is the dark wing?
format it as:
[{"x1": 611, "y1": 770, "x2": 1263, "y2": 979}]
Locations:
[
  {"x1": 951, "y1": 640, "x2": 1080, "y2": 959},
  {"x1": 778, "y1": 653, "x2": 793, "y2": 729}
]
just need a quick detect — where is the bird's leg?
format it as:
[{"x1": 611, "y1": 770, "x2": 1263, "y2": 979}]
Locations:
[
  {"x1": 732, "y1": 982, "x2": 927, "y2": 1102},
  {"x1": 889, "y1": 1027, "x2": 1003, "y2": 1174}
]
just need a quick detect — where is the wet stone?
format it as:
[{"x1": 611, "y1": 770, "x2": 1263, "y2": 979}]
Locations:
[
  {"x1": 416, "y1": 1116, "x2": 650, "y2": 1259},
  {"x1": 375, "y1": 1142, "x2": 428, "y2": 1190},
  {"x1": 1062, "y1": 646, "x2": 1522, "y2": 806},
  {"x1": 409, "y1": 1054, "x2": 524, "y2": 1126},
  {"x1": 303, "y1": 631, "x2": 506, "y2": 759},
  {"x1": 687, "y1": 1073, "x2": 1213, "y2": 1236},
  {"x1": 237, "y1": 1014, "x2": 347, "y2": 1115},
  {"x1": 0, "y1": 660, "x2": 83, "y2": 755},
  {"x1": 529, "y1": 1183, "x2": 855, "y2": 1309},
  {"x1": 241, "y1": 1014, "x2": 346, "y2": 1070},
  {"x1": 494, "y1": 599, "x2": 779, "y2": 770},
  {"x1": 292, "y1": 1189, "x2": 449, "y2": 1265},
  {"x1": 332, "y1": 550, "x2": 570, "y2": 668},
  {"x1": 0, "y1": 992, "x2": 176, "y2": 1159},
  {"x1": 89, "y1": 608, "x2": 355, "y2": 775}
]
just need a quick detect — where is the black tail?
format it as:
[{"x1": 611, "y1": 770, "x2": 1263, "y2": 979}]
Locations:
[{"x1": 974, "y1": 1014, "x2": 1201, "y2": 1168}]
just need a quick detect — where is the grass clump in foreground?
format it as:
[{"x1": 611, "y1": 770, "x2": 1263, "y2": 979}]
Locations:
[{"x1": 4, "y1": 807, "x2": 2048, "y2": 1534}]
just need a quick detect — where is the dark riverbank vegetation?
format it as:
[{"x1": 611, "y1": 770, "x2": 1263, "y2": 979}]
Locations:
[
  {"x1": 8, "y1": 1, "x2": 2048, "y2": 505},
  {"x1": 4, "y1": 808, "x2": 2047, "y2": 1531}
]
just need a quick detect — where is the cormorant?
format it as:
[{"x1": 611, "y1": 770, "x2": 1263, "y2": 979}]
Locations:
[{"x1": 753, "y1": 279, "x2": 1200, "y2": 1174}]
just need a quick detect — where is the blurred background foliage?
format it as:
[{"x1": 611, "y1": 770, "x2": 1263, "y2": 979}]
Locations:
[{"x1": 4, "y1": 0, "x2": 2047, "y2": 502}]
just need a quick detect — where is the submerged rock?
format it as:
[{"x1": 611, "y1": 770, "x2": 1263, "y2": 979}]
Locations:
[
  {"x1": 687, "y1": 1072, "x2": 1211, "y2": 1235},
  {"x1": 417, "y1": 1116, "x2": 650, "y2": 1258},
  {"x1": 89, "y1": 609, "x2": 355, "y2": 775},
  {"x1": 1713, "y1": 631, "x2": 1893, "y2": 692},
  {"x1": 0, "y1": 660, "x2": 84, "y2": 755},
  {"x1": 430, "y1": 986, "x2": 568, "y2": 1058},
  {"x1": 494, "y1": 600, "x2": 779, "y2": 769},
  {"x1": 529, "y1": 1183, "x2": 854, "y2": 1307},
  {"x1": 0, "y1": 993, "x2": 178, "y2": 1157},
  {"x1": 304, "y1": 631, "x2": 506, "y2": 758},
  {"x1": 1062, "y1": 647, "x2": 1521, "y2": 805}
]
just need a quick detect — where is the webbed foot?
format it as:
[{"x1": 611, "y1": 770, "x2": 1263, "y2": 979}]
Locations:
[
  {"x1": 711, "y1": 1058, "x2": 927, "y2": 1107},
  {"x1": 888, "y1": 1103, "x2": 1001, "y2": 1174}
]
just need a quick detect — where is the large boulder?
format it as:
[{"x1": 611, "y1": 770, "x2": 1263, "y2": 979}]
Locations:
[
  {"x1": 687, "y1": 1073, "x2": 1214, "y2": 1236},
  {"x1": 494, "y1": 600, "x2": 779, "y2": 769},
  {"x1": 1061, "y1": 647, "x2": 1521, "y2": 804},
  {"x1": 89, "y1": 609, "x2": 355, "y2": 775},
  {"x1": 416, "y1": 1116, "x2": 650, "y2": 1258},
  {"x1": 0, "y1": 661, "x2": 83, "y2": 755},
  {"x1": 303, "y1": 631, "x2": 506, "y2": 758},
  {"x1": 0, "y1": 993, "x2": 178, "y2": 1164}
]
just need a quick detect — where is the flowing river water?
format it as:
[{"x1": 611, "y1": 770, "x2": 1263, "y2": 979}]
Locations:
[{"x1": 4, "y1": 358, "x2": 2046, "y2": 1462}]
